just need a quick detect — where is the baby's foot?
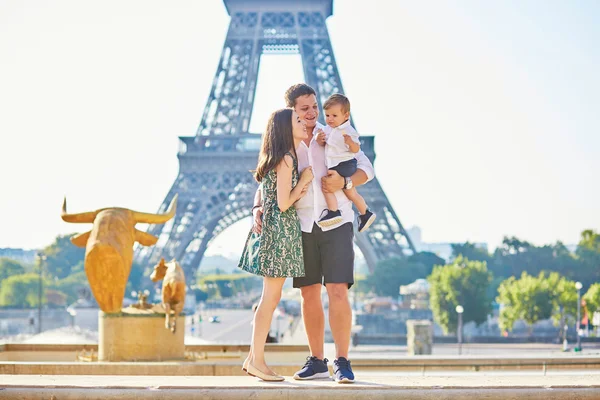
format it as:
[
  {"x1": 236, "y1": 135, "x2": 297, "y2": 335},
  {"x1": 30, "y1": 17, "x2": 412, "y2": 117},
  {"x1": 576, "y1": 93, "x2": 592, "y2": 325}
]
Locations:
[{"x1": 318, "y1": 209, "x2": 343, "y2": 227}]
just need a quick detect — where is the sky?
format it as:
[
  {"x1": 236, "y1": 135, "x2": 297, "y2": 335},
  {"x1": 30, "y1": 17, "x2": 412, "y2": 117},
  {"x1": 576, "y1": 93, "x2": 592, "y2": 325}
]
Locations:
[{"x1": 0, "y1": 0, "x2": 599, "y2": 256}]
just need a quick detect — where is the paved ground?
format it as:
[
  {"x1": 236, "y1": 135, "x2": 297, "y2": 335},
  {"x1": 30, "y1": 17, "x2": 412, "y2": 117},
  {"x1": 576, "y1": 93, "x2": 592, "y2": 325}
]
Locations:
[
  {"x1": 186, "y1": 309, "x2": 255, "y2": 343},
  {"x1": 2, "y1": 373, "x2": 600, "y2": 387},
  {"x1": 1, "y1": 374, "x2": 600, "y2": 400}
]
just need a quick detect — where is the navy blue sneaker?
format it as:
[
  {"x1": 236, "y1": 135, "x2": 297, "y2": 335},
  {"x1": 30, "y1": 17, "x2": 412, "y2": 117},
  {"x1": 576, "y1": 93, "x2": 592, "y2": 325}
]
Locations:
[
  {"x1": 293, "y1": 356, "x2": 330, "y2": 380},
  {"x1": 333, "y1": 357, "x2": 355, "y2": 383}
]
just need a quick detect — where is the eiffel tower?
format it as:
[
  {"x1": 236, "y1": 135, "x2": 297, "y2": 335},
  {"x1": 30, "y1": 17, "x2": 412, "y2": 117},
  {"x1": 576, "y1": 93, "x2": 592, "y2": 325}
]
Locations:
[{"x1": 135, "y1": 0, "x2": 416, "y2": 281}]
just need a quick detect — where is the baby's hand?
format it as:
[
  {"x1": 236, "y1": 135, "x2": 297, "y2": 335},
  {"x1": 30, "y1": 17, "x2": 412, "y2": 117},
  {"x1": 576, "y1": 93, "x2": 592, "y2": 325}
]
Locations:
[
  {"x1": 342, "y1": 133, "x2": 353, "y2": 146},
  {"x1": 316, "y1": 129, "x2": 327, "y2": 146}
]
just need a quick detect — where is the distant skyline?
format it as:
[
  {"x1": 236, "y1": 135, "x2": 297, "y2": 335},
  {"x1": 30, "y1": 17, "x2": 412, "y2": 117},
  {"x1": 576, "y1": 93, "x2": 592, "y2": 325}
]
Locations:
[{"x1": 1, "y1": 0, "x2": 598, "y2": 253}]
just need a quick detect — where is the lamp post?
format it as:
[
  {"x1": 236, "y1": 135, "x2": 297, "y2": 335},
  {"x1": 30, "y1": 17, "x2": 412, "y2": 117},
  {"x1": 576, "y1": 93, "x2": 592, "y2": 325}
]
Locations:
[
  {"x1": 456, "y1": 305, "x2": 464, "y2": 356},
  {"x1": 35, "y1": 252, "x2": 46, "y2": 334},
  {"x1": 575, "y1": 281, "x2": 583, "y2": 352}
]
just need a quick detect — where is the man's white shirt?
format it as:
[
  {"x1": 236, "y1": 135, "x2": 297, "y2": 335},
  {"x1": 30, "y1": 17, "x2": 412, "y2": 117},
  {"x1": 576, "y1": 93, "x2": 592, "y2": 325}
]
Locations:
[{"x1": 294, "y1": 122, "x2": 375, "y2": 233}]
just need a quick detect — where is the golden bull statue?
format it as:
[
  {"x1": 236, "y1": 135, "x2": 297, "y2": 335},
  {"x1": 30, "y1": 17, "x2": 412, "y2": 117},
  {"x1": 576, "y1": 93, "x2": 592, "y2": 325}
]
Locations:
[{"x1": 61, "y1": 195, "x2": 178, "y2": 313}]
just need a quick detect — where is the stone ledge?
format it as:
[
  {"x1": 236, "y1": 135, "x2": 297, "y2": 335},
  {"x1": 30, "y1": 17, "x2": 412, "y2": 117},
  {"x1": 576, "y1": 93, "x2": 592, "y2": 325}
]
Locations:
[
  {"x1": 2, "y1": 388, "x2": 600, "y2": 400},
  {"x1": 2, "y1": 356, "x2": 600, "y2": 376},
  {"x1": 0, "y1": 343, "x2": 309, "y2": 353},
  {"x1": 1, "y1": 375, "x2": 599, "y2": 400}
]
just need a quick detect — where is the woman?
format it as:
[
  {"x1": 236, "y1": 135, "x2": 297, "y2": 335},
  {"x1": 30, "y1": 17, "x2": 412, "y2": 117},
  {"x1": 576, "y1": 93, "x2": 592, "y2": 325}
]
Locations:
[{"x1": 238, "y1": 108, "x2": 313, "y2": 381}]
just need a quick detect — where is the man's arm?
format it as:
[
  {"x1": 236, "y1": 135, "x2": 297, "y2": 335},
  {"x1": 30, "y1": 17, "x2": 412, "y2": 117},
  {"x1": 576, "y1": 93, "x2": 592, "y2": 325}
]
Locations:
[{"x1": 322, "y1": 151, "x2": 374, "y2": 193}]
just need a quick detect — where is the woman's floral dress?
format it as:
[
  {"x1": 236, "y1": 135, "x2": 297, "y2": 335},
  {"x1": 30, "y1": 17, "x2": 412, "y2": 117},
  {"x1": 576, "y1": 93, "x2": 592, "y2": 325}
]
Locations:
[{"x1": 238, "y1": 153, "x2": 304, "y2": 278}]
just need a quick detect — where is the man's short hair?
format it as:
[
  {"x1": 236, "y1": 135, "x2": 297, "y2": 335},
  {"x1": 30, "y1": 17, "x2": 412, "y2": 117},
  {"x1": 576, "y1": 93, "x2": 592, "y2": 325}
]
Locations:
[
  {"x1": 284, "y1": 83, "x2": 317, "y2": 108},
  {"x1": 323, "y1": 93, "x2": 350, "y2": 114}
]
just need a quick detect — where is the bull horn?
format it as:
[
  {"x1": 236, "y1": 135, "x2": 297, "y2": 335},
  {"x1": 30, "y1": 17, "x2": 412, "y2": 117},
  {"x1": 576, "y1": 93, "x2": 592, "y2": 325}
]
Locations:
[
  {"x1": 61, "y1": 197, "x2": 98, "y2": 223},
  {"x1": 133, "y1": 194, "x2": 178, "y2": 224}
]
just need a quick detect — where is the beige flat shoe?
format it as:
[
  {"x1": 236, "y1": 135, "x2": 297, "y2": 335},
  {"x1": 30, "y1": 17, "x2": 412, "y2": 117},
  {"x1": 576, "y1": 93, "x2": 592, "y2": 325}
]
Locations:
[{"x1": 247, "y1": 363, "x2": 284, "y2": 382}]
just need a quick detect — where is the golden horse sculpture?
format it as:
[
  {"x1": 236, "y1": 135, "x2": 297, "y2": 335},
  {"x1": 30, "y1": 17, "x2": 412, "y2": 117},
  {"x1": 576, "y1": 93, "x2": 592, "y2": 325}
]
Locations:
[
  {"x1": 61, "y1": 195, "x2": 178, "y2": 313},
  {"x1": 150, "y1": 258, "x2": 186, "y2": 333}
]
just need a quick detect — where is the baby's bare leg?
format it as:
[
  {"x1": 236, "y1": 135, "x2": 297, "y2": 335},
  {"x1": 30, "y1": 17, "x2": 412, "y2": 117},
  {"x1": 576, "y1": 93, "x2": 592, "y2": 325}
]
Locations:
[
  {"x1": 343, "y1": 188, "x2": 367, "y2": 215},
  {"x1": 324, "y1": 191, "x2": 338, "y2": 212}
]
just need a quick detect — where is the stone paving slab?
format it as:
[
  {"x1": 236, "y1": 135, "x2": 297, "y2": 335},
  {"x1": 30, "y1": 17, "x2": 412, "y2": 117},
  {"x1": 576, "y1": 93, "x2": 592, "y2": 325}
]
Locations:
[
  {"x1": 2, "y1": 374, "x2": 600, "y2": 388},
  {"x1": 3, "y1": 356, "x2": 600, "y2": 377},
  {"x1": 1, "y1": 374, "x2": 600, "y2": 399}
]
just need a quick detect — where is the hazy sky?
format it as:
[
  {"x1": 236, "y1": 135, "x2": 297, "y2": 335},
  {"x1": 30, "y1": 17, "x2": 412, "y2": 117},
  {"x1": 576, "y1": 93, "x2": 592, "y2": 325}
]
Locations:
[{"x1": 1, "y1": 0, "x2": 598, "y2": 255}]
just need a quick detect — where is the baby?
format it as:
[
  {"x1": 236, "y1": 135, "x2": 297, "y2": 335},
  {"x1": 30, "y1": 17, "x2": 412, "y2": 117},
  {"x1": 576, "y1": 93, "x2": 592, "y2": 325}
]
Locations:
[{"x1": 317, "y1": 93, "x2": 376, "y2": 232}]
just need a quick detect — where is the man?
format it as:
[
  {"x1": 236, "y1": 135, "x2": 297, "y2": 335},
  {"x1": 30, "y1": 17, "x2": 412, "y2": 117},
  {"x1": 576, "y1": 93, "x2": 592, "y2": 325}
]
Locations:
[{"x1": 252, "y1": 84, "x2": 374, "y2": 383}]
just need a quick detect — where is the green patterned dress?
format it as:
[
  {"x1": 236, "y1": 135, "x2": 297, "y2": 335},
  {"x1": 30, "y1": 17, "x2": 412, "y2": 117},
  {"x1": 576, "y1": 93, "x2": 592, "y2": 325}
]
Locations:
[{"x1": 238, "y1": 154, "x2": 305, "y2": 278}]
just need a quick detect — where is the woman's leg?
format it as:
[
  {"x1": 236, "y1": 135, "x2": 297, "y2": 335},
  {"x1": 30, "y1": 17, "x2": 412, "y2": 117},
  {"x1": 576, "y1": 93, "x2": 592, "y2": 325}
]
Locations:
[{"x1": 250, "y1": 276, "x2": 286, "y2": 374}]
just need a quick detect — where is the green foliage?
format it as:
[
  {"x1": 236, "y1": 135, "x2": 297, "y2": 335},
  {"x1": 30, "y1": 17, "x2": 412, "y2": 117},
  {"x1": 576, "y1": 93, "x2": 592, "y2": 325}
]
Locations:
[
  {"x1": 40, "y1": 234, "x2": 85, "y2": 279},
  {"x1": 546, "y1": 273, "x2": 578, "y2": 327},
  {"x1": 49, "y1": 271, "x2": 89, "y2": 306},
  {"x1": 126, "y1": 262, "x2": 151, "y2": 295},
  {"x1": 451, "y1": 242, "x2": 493, "y2": 265},
  {"x1": 407, "y1": 251, "x2": 446, "y2": 277},
  {"x1": 492, "y1": 237, "x2": 572, "y2": 280},
  {"x1": 497, "y1": 272, "x2": 556, "y2": 334},
  {"x1": 584, "y1": 283, "x2": 600, "y2": 316},
  {"x1": 0, "y1": 258, "x2": 26, "y2": 283},
  {"x1": 427, "y1": 256, "x2": 492, "y2": 334},
  {"x1": 199, "y1": 273, "x2": 257, "y2": 284},
  {"x1": 0, "y1": 273, "x2": 45, "y2": 308},
  {"x1": 198, "y1": 273, "x2": 261, "y2": 299},
  {"x1": 363, "y1": 257, "x2": 427, "y2": 298},
  {"x1": 450, "y1": 232, "x2": 598, "y2": 289},
  {"x1": 576, "y1": 230, "x2": 600, "y2": 286},
  {"x1": 45, "y1": 289, "x2": 68, "y2": 306},
  {"x1": 578, "y1": 230, "x2": 600, "y2": 252}
]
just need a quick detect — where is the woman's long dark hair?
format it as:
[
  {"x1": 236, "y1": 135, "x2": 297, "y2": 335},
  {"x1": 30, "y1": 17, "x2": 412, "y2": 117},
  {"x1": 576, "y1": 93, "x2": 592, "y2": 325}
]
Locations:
[{"x1": 255, "y1": 108, "x2": 296, "y2": 182}]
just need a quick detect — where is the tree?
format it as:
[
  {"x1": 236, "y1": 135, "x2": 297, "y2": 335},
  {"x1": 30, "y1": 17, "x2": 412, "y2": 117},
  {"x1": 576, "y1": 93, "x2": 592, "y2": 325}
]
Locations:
[
  {"x1": 0, "y1": 273, "x2": 44, "y2": 308},
  {"x1": 0, "y1": 258, "x2": 26, "y2": 283},
  {"x1": 583, "y1": 283, "x2": 600, "y2": 317},
  {"x1": 40, "y1": 234, "x2": 85, "y2": 279},
  {"x1": 407, "y1": 252, "x2": 446, "y2": 277},
  {"x1": 490, "y1": 235, "x2": 592, "y2": 287},
  {"x1": 198, "y1": 273, "x2": 261, "y2": 299},
  {"x1": 493, "y1": 236, "x2": 555, "y2": 279},
  {"x1": 576, "y1": 230, "x2": 600, "y2": 287},
  {"x1": 427, "y1": 256, "x2": 492, "y2": 334},
  {"x1": 50, "y1": 271, "x2": 89, "y2": 306},
  {"x1": 363, "y1": 257, "x2": 427, "y2": 298},
  {"x1": 546, "y1": 273, "x2": 578, "y2": 327},
  {"x1": 45, "y1": 289, "x2": 67, "y2": 307},
  {"x1": 451, "y1": 242, "x2": 493, "y2": 264},
  {"x1": 497, "y1": 272, "x2": 555, "y2": 334},
  {"x1": 578, "y1": 230, "x2": 600, "y2": 252}
]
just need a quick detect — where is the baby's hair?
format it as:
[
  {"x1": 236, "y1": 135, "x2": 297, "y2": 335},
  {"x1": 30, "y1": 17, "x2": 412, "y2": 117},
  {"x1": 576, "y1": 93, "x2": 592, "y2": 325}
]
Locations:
[{"x1": 323, "y1": 93, "x2": 350, "y2": 114}]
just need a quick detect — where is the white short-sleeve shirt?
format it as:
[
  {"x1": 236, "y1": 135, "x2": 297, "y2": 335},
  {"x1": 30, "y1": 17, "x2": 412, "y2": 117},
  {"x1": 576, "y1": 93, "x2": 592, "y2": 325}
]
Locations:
[{"x1": 324, "y1": 120, "x2": 360, "y2": 169}]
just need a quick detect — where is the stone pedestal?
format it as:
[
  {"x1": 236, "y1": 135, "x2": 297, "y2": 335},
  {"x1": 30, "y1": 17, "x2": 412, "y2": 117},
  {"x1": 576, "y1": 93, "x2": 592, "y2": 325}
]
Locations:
[
  {"x1": 99, "y1": 308, "x2": 185, "y2": 361},
  {"x1": 407, "y1": 319, "x2": 433, "y2": 355}
]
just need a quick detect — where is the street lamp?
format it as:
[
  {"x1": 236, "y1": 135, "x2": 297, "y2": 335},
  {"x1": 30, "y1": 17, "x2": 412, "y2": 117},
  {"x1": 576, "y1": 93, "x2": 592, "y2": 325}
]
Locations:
[
  {"x1": 575, "y1": 281, "x2": 583, "y2": 352},
  {"x1": 456, "y1": 305, "x2": 464, "y2": 356},
  {"x1": 35, "y1": 252, "x2": 46, "y2": 334}
]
